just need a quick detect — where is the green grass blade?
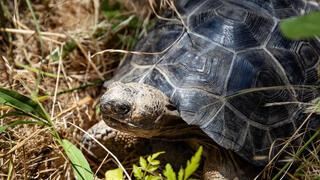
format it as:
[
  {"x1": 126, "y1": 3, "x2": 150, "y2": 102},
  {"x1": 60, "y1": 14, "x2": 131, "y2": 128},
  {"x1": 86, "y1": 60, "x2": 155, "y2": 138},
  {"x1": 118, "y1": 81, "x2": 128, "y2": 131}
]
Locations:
[
  {"x1": 0, "y1": 120, "x2": 46, "y2": 134},
  {"x1": 25, "y1": 0, "x2": 45, "y2": 97},
  {"x1": 25, "y1": 0, "x2": 44, "y2": 57},
  {"x1": 0, "y1": 111, "x2": 34, "y2": 119},
  {"x1": 0, "y1": 88, "x2": 47, "y2": 120},
  {"x1": 7, "y1": 160, "x2": 13, "y2": 180},
  {"x1": 15, "y1": 61, "x2": 63, "y2": 78},
  {"x1": 37, "y1": 79, "x2": 107, "y2": 99},
  {"x1": 61, "y1": 139, "x2": 93, "y2": 180},
  {"x1": 0, "y1": 125, "x2": 9, "y2": 134},
  {"x1": 280, "y1": 11, "x2": 320, "y2": 39}
]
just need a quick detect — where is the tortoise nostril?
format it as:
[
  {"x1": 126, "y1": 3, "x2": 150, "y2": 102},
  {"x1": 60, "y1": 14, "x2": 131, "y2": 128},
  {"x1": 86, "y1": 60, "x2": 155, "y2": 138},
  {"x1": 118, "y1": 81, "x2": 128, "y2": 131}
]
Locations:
[{"x1": 100, "y1": 103, "x2": 111, "y2": 114}]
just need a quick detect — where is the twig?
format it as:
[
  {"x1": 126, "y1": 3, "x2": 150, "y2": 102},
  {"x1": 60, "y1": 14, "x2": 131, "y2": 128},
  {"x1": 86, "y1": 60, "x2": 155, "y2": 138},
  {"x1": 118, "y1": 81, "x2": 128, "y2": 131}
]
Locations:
[
  {"x1": 0, "y1": 28, "x2": 67, "y2": 38},
  {"x1": 94, "y1": 154, "x2": 109, "y2": 180},
  {"x1": 23, "y1": 145, "x2": 27, "y2": 180},
  {"x1": 52, "y1": 96, "x2": 93, "y2": 121},
  {"x1": 147, "y1": 0, "x2": 179, "y2": 23},
  {"x1": 50, "y1": 44, "x2": 64, "y2": 120},
  {"x1": 71, "y1": 37, "x2": 104, "y2": 80},
  {"x1": 2, "y1": 129, "x2": 45, "y2": 157},
  {"x1": 91, "y1": 27, "x2": 185, "y2": 58},
  {"x1": 69, "y1": 122, "x2": 132, "y2": 180}
]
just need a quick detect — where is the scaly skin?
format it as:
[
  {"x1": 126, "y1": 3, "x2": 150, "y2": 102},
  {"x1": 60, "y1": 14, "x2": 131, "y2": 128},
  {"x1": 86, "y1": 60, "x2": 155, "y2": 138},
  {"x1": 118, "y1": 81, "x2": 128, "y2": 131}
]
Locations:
[{"x1": 82, "y1": 120, "x2": 150, "y2": 160}]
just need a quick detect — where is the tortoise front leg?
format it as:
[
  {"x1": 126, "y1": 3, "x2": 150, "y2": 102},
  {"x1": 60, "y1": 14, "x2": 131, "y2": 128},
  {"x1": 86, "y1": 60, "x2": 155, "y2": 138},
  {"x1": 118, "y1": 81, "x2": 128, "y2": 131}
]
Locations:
[
  {"x1": 82, "y1": 120, "x2": 150, "y2": 161},
  {"x1": 82, "y1": 121, "x2": 194, "y2": 172}
]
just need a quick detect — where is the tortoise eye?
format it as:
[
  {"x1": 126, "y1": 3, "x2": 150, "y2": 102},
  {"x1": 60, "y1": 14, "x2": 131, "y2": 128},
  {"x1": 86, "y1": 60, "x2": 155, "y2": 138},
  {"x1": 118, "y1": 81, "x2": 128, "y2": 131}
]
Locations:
[{"x1": 112, "y1": 100, "x2": 131, "y2": 115}]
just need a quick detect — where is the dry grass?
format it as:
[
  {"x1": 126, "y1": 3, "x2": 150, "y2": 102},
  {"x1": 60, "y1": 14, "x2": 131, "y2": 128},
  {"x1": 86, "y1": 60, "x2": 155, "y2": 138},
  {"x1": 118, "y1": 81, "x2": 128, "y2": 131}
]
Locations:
[{"x1": 0, "y1": 0, "x2": 157, "y2": 179}]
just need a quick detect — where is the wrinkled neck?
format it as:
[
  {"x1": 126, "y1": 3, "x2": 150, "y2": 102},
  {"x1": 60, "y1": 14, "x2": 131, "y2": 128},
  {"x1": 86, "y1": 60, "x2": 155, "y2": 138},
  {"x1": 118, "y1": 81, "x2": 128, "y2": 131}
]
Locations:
[{"x1": 151, "y1": 116, "x2": 213, "y2": 145}]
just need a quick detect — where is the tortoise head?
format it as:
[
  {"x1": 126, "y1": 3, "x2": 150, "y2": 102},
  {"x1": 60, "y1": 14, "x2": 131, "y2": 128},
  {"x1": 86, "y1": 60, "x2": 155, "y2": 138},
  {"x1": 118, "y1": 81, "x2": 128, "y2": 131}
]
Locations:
[{"x1": 100, "y1": 82, "x2": 180, "y2": 138}]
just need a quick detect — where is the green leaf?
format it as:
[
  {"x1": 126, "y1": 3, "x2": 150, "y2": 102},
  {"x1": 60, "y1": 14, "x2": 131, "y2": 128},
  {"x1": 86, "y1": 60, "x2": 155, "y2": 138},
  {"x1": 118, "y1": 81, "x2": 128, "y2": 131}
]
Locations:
[
  {"x1": 105, "y1": 167, "x2": 123, "y2": 180},
  {"x1": 145, "y1": 175, "x2": 162, "y2": 180},
  {"x1": 163, "y1": 164, "x2": 177, "y2": 180},
  {"x1": 178, "y1": 168, "x2": 184, "y2": 180},
  {"x1": 148, "y1": 165, "x2": 160, "y2": 172},
  {"x1": 149, "y1": 151, "x2": 165, "y2": 162},
  {"x1": 184, "y1": 146, "x2": 202, "y2": 180},
  {"x1": 0, "y1": 88, "x2": 47, "y2": 120},
  {"x1": 280, "y1": 11, "x2": 320, "y2": 39},
  {"x1": 139, "y1": 156, "x2": 147, "y2": 169},
  {"x1": 149, "y1": 159, "x2": 160, "y2": 166},
  {"x1": 0, "y1": 120, "x2": 46, "y2": 134},
  {"x1": 133, "y1": 164, "x2": 143, "y2": 180},
  {"x1": 61, "y1": 139, "x2": 93, "y2": 180}
]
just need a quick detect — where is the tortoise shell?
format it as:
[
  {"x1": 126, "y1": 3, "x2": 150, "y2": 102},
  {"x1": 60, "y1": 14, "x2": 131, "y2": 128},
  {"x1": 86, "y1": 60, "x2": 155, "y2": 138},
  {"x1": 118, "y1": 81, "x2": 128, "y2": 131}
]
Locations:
[{"x1": 107, "y1": 0, "x2": 320, "y2": 165}]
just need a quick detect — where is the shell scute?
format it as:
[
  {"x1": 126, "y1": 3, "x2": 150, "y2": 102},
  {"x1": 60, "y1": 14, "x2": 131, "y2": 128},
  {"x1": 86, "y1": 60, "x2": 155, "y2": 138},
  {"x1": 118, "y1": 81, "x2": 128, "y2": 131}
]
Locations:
[
  {"x1": 144, "y1": 68, "x2": 175, "y2": 98},
  {"x1": 189, "y1": 2, "x2": 274, "y2": 51}
]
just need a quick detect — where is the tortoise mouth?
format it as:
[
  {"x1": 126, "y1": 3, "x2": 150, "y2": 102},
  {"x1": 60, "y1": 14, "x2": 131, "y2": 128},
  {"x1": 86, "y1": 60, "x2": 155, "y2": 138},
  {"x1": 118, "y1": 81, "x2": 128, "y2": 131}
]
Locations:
[
  {"x1": 102, "y1": 114, "x2": 156, "y2": 138},
  {"x1": 103, "y1": 114, "x2": 137, "y2": 128},
  {"x1": 102, "y1": 114, "x2": 208, "y2": 141}
]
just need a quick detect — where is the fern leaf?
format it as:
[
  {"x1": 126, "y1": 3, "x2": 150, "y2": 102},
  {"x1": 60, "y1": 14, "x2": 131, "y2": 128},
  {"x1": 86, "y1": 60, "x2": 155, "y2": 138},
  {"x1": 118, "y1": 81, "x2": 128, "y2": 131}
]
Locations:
[
  {"x1": 163, "y1": 164, "x2": 176, "y2": 180},
  {"x1": 184, "y1": 146, "x2": 202, "y2": 180}
]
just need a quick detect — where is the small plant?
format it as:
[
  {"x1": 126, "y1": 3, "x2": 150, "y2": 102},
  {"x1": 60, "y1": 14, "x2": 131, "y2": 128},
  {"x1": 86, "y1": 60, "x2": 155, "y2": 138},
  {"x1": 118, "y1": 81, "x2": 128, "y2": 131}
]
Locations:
[
  {"x1": 0, "y1": 88, "x2": 94, "y2": 179},
  {"x1": 105, "y1": 146, "x2": 203, "y2": 180}
]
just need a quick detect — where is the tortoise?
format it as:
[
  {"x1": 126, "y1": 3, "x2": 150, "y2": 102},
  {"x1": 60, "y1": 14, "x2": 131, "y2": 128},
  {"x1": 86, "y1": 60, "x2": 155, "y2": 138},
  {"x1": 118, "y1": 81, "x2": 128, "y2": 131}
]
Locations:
[{"x1": 84, "y1": 0, "x2": 320, "y2": 179}]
